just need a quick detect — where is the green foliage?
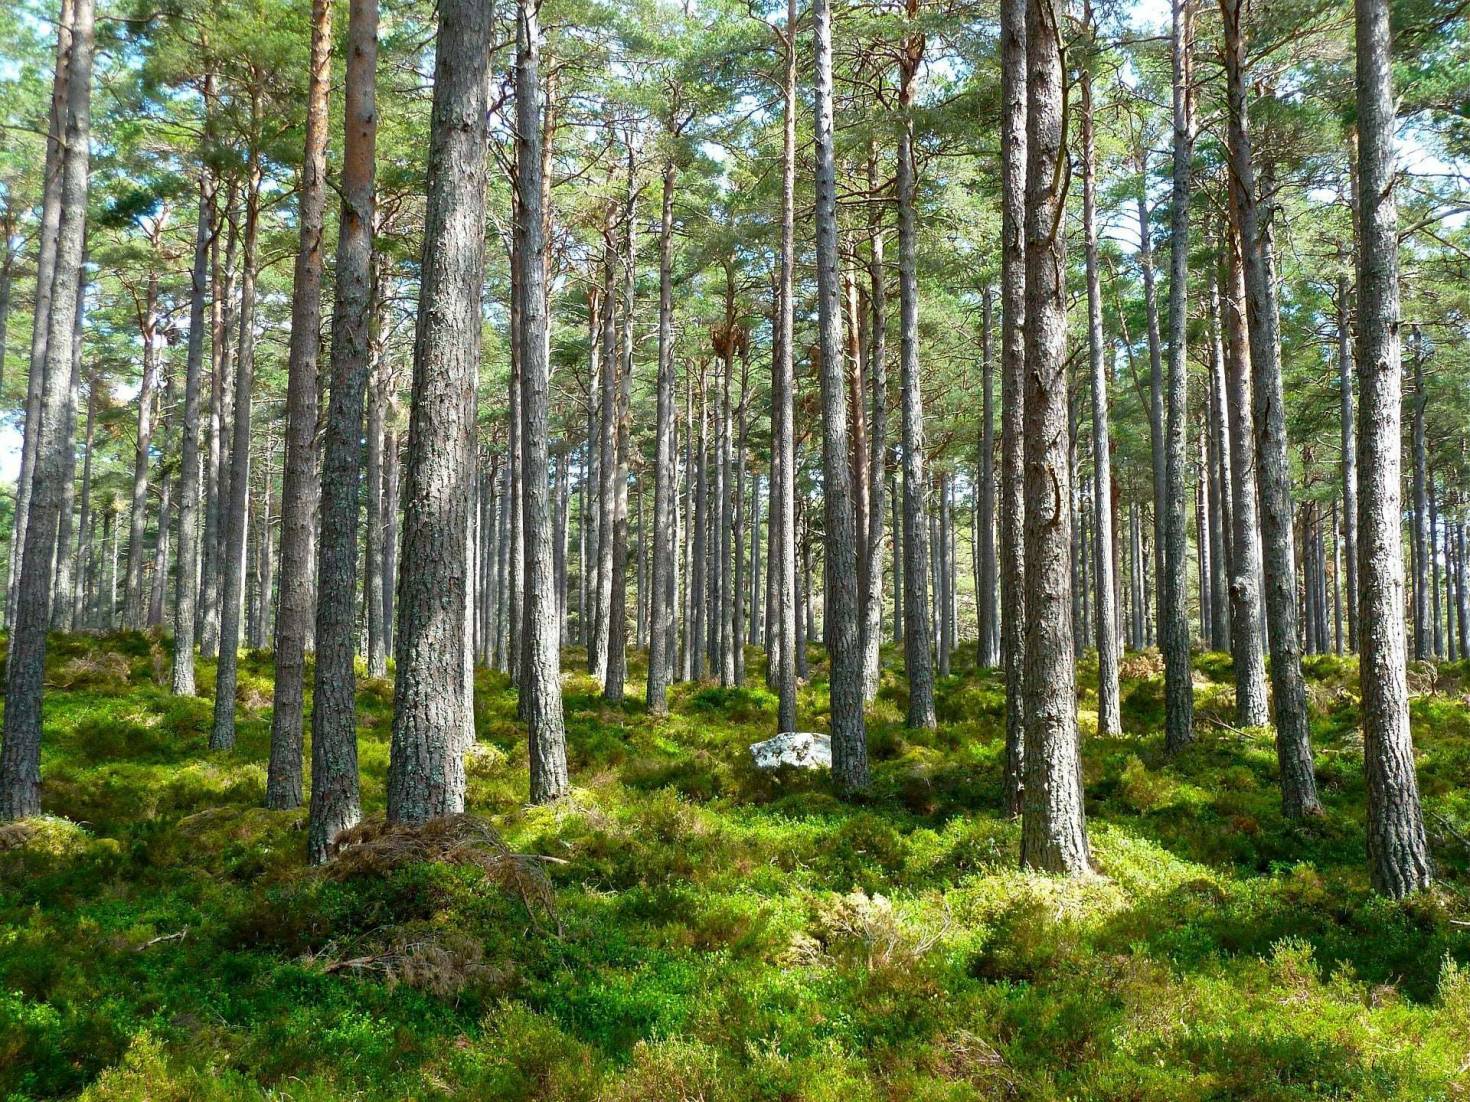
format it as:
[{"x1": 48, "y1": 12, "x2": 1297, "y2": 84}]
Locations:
[{"x1": 0, "y1": 635, "x2": 1467, "y2": 1099}]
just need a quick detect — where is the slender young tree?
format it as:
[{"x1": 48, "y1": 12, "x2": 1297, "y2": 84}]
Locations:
[
  {"x1": 269, "y1": 0, "x2": 333, "y2": 810},
  {"x1": 1080, "y1": 7, "x2": 1119, "y2": 735},
  {"x1": 1160, "y1": 0, "x2": 1194, "y2": 754},
  {"x1": 123, "y1": 236, "x2": 164, "y2": 631},
  {"x1": 0, "y1": 0, "x2": 93, "y2": 820},
  {"x1": 897, "y1": 11, "x2": 936, "y2": 730},
  {"x1": 308, "y1": 0, "x2": 376, "y2": 862},
  {"x1": 1353, "y1": 0, "x2": 1432, "y2": 897},
  {"x1": 590, "y1": 225, "x2": 617, "y2": 683},
  {"x1": 604, "y1": 148, "x2": 636, "y2": 703},
  {"x1": 8, "y1": 0, "x2": 75, "y2": 632},
  {"x1": 647, "y1": 137, "x2": 679, "y2": 714},
  {"x1": 1218, "y1": 249, "x2": 1269, "y2": 726},
  {"x1": 516, "y1": 0, "x2": 571, "y2": 803},
  {"x1": 771, "y1": 0, "x2": 799, "y2": 734},
  {"x1": 171, "y1": 77, "x2": 217, "y2": 697},
  {"x1": 1019, "y1": 0, "x2": 1090, "y2": 875},
  {"x1": 1219, "y1": 0, "x2": 1319, "y2": 815},
  {"x1": 1337, "y1": 269, "x2": 1358, "y2": 650},
  {"x1": 387, "y1": 0, "x2": 494, "y2": 822},
  {"x1": 976, "y1": 286, "x2": 997, "y2": 669},
  {"x1": 998, "y1": 0, "x2": 1027, "y2": 816},
  {"x1": 209, "y1": 93, "x2": 263, "y2": 752},
  {"x1": 861, "y1": 150, "x2": 889, "y2": 702},
  {"x1": 813, "y1": 0, "x2": 869, "y2": 790}
]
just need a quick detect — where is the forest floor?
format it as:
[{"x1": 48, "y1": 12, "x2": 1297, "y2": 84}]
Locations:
[{"x1": 1, "y1": 633, "x2": 1469, "y2": 1101}]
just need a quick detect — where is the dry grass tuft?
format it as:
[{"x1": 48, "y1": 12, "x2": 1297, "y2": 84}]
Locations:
[
  {"x1": 48, "y1": 652, "x2": 131, "y2": 690},
  {"x1": 1119, "y1": 650, "x2": 1165, "y2": 681},
  {"x1": 325, "y1": 813, "x2": 559, "y2": 929},
  {"x1": 308, "y1": 926, "x2": 513, "y2": 1002}
]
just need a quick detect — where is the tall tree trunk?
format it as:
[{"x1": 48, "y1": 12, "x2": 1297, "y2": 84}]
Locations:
[
  {"x1": 1, "y1": 0, "x2": 92, "y2": 820},
  {"x1": 1354, "y1": 0, "x2": 1432, "y2": 897},
  {"x1": 1161, "y1": 0, "x2": 1195, "y2": 753},
  {"x1": 733, "y1": 350, "x2": 749, "y2": 685},
  {"x1": 209, "y1": 115, "x2": 263, "y2": 752},
  {"x1": 125, "y1": 259, "x2": 163, "y2": 630},
  {"x1": 897, "y1": 21, "x2": 935, "y2": 730},
  {"x1": 590, "y1": 242, "x2": 616, "y2": 683},
  {"x1": 605, "y1": 155, "x2": 635, "y2": 703},
  {"x1": 692, "y1": 365, "x2": 709, "y2": 680},
  {"x1": 171, "y1": 95, "x2": 216, "y2": 695},
  {"x1": 1220, "y1": 0, "x2": 1320, "y2": 816},
  {"x1": 7, "y1": 0, "x2": 74, "y2": 632},
  {"x1": 1411, "y1": 328, "x2": 1429, "y2": 660},
  {"x1": 814, "y1": 0, "x2": 869, "y2": 790},
  {"x1": 382, "y1": 425, "x2": 398, "y2": 655},
  {"x1": 1337, "y1": 271, "x2": 1358, "y2": 651},
  {"x1": 1019, "y1": 0, "x2": 1089, "y2": 875},
  {"x1": 1081, "y1": 18, "x2": 1120, "y2": 735},
  {"x1": 1430, "y1": 474, "x2": 1442, "y2": 657},
  {"x1": 73, "y1": 369, "x2": 95, "y2": 628},
  {"x1": 387, "y1": 0, "x2": 494, "y2": 821},
  {"x1": 306, "y1": 0, "x2": 375, "y2": 861},
  {"x1": 977, "y1": 286, "x2": 998, "y2": 668},
  {"x1": 998, "y1": 0, "x2": 1027, "y2": 816},
  {"x1": 860, "y1": 152, "x2": 888, "y2": 700},
  {"x1": 1135, "y1": 151, "x2": 1165, "y2": 651},
  {"x1": 0, "y1": 205, "x2": 16, "y2": 401},
  {"x1": 514, "y1": 0, "x2": 570, "y2": 802},
  {"x1": 1220, "y1": 242, "x2": 1270, "y2": 725},
  {"x1": 365, "y1": 316, "x2": 389, "y2": 677},
  {"x1": 772, "y1": 0, "x2": 799, "y2": 733},
  {"x1": 148, "y1": 475, "x2": 170, "y2": 627},
  {"x1": 51, "y1": 263, "x2": 84, "y2": 630},
  {"x1": 1205, "y1": 276, "x2": 1231, "y2": 652},
  {"x1": 269, "y1": 0, "x2": 333, "y2": 808},
  {"x1": 199, "y1": 188, "x2": 237, "y2": 657}
]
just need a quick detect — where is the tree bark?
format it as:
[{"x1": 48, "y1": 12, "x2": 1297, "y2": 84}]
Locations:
[
  {"x1": 124, "y1": 253, "x2": 163, "y2": 630},
  {"x1": 269, "y1": 0, "x2": 333, "y2": 808},
  {"x1": 605, "y1": 151, "x2": 635, "y2": 703},
  {"x1": 590, "y1": 238, "x2": 617, "y2": 684},
  {"x1": 1, "y1": 0, "x2": 92, "y2": 820},
  {"x1": 1205, "y1": 278, "x2": 1231, "y2": 652},
  {"x1": 861, "y1": 161, "x2": 888, "y2": 700},
  {"x1": 998, "y1": 0, "x2": 1027, "y2": 816},
  {"x1": 771, "y1": 0, "x2": 799, "y2": 733},
  {"x1": 209, "y1": 116, "x2": 263, "y2": 752},
  {"x1": 647, "y1": 146, "x2": 678, "y2": 713},
  {"x1": 1019, "y1": 0, "x2": 1090, "y2": 875},
  {"x1": 171, "y1": 95, "x2": 217, "y2": 695},
  {"x1": 977, "y1": 286, "x2": 998, "y2": 668},
  {"x1": 307, "y1": 0, "x2": 375, "y2": 861},
  {"x1": 514, "y1": 0, "x2": 570, "y2": 803},
  {"x1": 1081, "y1": 18, "x2": 1120, "y2": 736},
  {"x1": 1220, "y1": 242, "x2": 1270, "y2": 725},
  {"x1": 897, "y1": 28, "x2": 935, "y2": 730},
  {"x1": 1220, "y1": 0, "x2": 1320, "y2": 816},
  {"x1": 51, "y1": 261, "x2": 84, "y2": 630},
  {"x1": 7, "y1": 0, "x2": 74, "y2": 632},
  {"x1": 387, "y1": 0, "x2": 494, "y2": 821},
  {"x1": 1337, "y1": 272, "x2": 1358, "y2": 651},
  {"x1": 199, "y1": 188, "x2": 237, "y2": 657},
  {"x1": 1161, "y1": 0, "x2": 1195, "y2": 753},
  {"x1": 1411, "y1": 329, "x2": 1429, "y2": 660},
  {"x1": 814, "y1": 0, "x2": 869, "y2": 790},
  {"x1": 1354, "y1": 0, "x2": 1432, "y2": 896}
]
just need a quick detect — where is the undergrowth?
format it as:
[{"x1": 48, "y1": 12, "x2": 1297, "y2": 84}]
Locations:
[{"x1": 0, "y1": 631, "x2": 1467, "y2": 1100}]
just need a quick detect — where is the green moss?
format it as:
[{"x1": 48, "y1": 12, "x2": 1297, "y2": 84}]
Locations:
[{"x1": 0, "y1": 633, "x2": 1465, "y2": 1099}]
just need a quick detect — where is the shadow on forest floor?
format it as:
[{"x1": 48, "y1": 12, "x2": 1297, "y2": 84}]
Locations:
[{"x1": 0, "y1": 630, "x2": 1468, "y2": 1100}]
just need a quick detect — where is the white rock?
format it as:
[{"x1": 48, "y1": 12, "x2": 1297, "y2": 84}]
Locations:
[{"x1": 749, "y1": 732, "x2": 832, "y2": 771}]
